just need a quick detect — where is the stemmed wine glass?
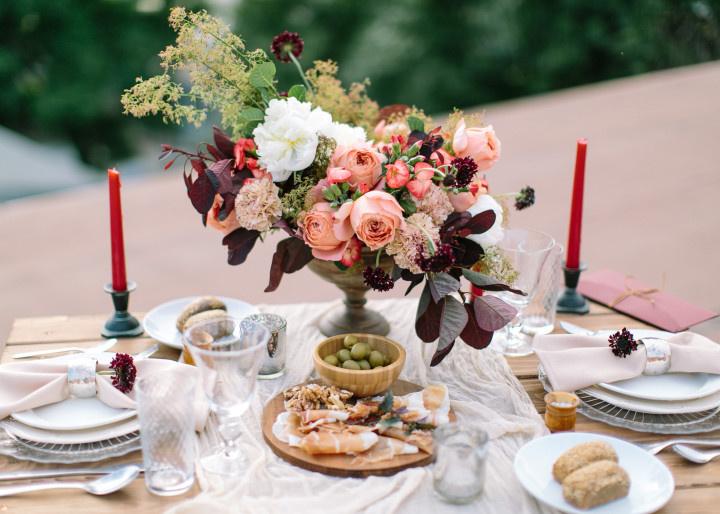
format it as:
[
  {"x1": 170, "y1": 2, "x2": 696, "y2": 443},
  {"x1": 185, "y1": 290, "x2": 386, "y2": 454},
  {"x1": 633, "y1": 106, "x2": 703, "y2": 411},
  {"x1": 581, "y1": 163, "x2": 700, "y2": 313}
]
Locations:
[
  {"x1": 184, "y1": 316, "x2": 269, "y2": 476},
  {"x1": 492, "y1": 228, "x2": 556, "y2": 356}
]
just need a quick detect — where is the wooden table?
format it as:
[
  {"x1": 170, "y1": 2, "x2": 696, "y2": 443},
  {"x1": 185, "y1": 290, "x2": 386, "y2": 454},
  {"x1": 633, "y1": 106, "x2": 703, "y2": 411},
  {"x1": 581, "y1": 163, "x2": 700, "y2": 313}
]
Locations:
[{"x1": 2, "y1": 305, "x2": 718, "y2": 513}]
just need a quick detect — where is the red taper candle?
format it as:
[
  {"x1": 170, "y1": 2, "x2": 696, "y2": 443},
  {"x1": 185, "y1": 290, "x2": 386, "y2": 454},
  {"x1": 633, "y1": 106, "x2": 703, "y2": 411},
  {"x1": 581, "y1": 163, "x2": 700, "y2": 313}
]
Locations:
[
  {"x1": 566, "y1": 139, "x2": 587, "y2": 269},
  {"x1": 108, "y1": 168, "x2": 128, "y2": 292}
]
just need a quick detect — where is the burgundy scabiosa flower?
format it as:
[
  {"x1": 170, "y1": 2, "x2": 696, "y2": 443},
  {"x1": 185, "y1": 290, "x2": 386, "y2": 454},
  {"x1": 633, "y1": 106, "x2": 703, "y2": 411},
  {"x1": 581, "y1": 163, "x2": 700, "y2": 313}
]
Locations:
[
  {"x1": 271, "y1": 31, "x2": 304, "y2": 63},
  {"x1": 515, "y1": 186, "x2": 535, "y2": 210},
  {"x1": 363, "y1": 266, "x2": 394, "y2": 292},
  {"x1": 450, "y1": 157, "x2": 479, "y2": 188},
  {"x1": 110, "y1": 353, "x2": 137, "y2": 393},
  {"x1": 416, "y1": 243, "x2": 456, "y2": 273},
  {"x1": 608, "y1": 328, "x2": 638, "y2": 358}
]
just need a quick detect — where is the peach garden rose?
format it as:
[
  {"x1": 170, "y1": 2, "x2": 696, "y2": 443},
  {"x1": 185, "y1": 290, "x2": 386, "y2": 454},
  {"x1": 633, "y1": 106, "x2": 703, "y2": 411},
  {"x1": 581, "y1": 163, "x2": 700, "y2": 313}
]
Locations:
[
  {"x1": 331, "y1": 143, "x2": 383, "y2": 190},
  {"x1": 299, "y1": 201, "x2": 352, "y2": 260},
  {"x1": 349, "y1": 191, "x2": 405, "y2": 250},
  {"x1": 452, "y1": 119, "x2": 501, "y2": 171}
]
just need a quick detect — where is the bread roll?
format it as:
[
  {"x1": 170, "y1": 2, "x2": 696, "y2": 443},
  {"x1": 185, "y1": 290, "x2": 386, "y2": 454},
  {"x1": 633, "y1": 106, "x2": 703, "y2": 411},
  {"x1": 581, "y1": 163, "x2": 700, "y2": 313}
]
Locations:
[
  {"x1": 176, "y1": 296, "x2": 226, "y2": 331},
  {"x1": 562, "y1": 460, "x2": 630, "y2": 509},
  {"x1": 182, "y1": 309, "x2": 228, "y2": 331},
  {"x1": 552, "y1": 441, "x2": 617, "y2": 482}
]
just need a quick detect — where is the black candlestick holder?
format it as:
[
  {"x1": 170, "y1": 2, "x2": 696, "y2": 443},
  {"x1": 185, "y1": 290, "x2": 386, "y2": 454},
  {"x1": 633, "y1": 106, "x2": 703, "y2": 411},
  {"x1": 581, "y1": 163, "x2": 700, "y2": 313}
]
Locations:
[
  {"x1": 556, "y1": 263, "x2": 590, "y2": 314},
  {"x1": 102, "y1": 281, "x2": 144, "y2": 338}
]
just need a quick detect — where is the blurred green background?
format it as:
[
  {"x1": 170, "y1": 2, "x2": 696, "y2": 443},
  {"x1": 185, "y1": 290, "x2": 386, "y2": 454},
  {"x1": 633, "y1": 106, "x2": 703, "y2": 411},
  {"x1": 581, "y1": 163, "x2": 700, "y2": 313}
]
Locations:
[{"x1": 1, "y1": 0, "x2": 718, "y2": 172}]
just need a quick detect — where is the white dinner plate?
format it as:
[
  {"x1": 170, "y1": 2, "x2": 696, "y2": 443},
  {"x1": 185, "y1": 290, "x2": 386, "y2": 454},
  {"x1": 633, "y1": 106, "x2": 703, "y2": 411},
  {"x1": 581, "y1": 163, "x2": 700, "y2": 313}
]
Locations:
[
  {"x1": 2, "y1": 416, "x2": 139, "y2": 444},
  {"x1": 12, "y1": 397, "x2": 135, "y2": 431},
  {"x1": 514, "y1": 432, "x2": 674, "y2": 514},
  {"x1": 582, "y1": 385, "x2": 720, "y2": 415},
  {"x1": 143, "y1": 296, "x2": 258, "y2": 349}
]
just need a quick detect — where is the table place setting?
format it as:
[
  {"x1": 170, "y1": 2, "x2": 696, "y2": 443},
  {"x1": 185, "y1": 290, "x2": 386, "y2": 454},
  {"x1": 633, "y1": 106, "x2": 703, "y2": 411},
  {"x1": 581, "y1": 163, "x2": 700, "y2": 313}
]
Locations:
[{"x1": 2, "y1": 6, "x2": 720, "y2": 514}]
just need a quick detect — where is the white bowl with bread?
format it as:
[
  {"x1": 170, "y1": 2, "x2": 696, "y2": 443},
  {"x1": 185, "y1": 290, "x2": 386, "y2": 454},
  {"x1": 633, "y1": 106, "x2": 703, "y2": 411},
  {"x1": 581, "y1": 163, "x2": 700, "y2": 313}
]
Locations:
[
  {"x1": 143, "y1": 296, "x2": 257, "y2": 349},
  {"x1": 514, "y1": 432, "x2": 673, "y2": 513}
]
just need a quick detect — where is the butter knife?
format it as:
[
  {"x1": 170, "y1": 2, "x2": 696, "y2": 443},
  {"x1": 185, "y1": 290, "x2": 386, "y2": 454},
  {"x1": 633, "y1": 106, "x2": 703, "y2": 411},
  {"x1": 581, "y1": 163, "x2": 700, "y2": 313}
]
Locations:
[
  {"x1": 0, "y1": 463, "x2": 143, "y2": 481},
  {"x1": 12, "y1": 338, "x2": 118, "y2": 360}
]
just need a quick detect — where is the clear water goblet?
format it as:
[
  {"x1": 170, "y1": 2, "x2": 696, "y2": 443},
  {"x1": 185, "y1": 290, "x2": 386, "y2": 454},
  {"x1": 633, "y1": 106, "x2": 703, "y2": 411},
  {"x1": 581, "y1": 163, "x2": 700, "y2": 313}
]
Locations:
[
  {"x1": 184, "y1": 316, "x2": 269, "y2": 477},
  {"x1": 492, "y1": 228, "x2": 556, "y2": 356}
]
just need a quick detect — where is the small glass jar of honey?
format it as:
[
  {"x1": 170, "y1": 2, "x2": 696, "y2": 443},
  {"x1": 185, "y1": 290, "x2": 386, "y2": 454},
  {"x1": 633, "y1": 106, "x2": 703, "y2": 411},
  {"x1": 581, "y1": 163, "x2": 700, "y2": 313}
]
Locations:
[{"x1": 544, "y1": 391, "x2": 579, "y2": 432}]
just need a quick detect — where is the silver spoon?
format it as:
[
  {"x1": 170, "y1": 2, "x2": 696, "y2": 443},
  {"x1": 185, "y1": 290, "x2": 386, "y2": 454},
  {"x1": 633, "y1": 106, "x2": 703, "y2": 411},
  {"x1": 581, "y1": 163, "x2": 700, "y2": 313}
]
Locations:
[
  {"x1": 0, "y1": 464, "x2": 140, "y2": 496},
  {"x1": 673, "y1": 444, "x2": 720, "y2": 464},
  {"x1": 636, "y1": 437, "x2": 720, "y2": 455}
]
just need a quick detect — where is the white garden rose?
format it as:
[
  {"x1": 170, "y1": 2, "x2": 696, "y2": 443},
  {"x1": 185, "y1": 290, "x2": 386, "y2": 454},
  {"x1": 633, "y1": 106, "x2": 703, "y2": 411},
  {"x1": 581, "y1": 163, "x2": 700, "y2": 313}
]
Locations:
[
  {"x1": 467, "y1": 194, "x2": 504, "y2": 246},
  {"x1": 253, "y1": 98, "x2": 333, "y2": 182},
  {"x1": 320, "y1": 121, "x2": 367, "y2": 148}
]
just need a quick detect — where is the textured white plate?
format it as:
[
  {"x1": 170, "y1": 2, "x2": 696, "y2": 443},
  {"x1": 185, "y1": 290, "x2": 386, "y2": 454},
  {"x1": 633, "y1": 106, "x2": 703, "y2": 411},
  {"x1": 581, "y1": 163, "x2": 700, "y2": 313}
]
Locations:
[
  {"x1": 143, "y1": 296, "x2": 258, "y2": 349},
  {"x1": 2, "y1": 416, "x2": 139, "y2": 444},
  {"x1": 514, "y1": 432, "x2": 674, "y2": 514},
  {"x1": 12, "y1": 398, "x2": 135, "y2": 431},
  {"x1": 582, "y1": 385, "x2": 720, "y2": 414}
]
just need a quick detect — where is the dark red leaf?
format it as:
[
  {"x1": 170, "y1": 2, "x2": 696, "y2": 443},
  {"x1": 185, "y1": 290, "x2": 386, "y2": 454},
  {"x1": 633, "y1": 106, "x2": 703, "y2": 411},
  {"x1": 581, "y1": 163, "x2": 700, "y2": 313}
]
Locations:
[
  {"x1": 473, "y1": 295, "x2": 518, "y2": 331},
  {"x1": 212, "y1": 126, "x2": 235, "y2": 158},
  {"x1": 415, "y1": 293, "x2": 444, "y2": 342},
  {"x1": 190, "y1": 159, "x2": 206, "y2": 174},
  {"x1": 461, "y1": 269, "x2": 525, "y2": 295},
  {"x1": 265, "y1": 237, "x2": 314, "y2": 292},
  {"x1": 440, "y1": 212, "x2": 471, "y2": 242},
  {"x1": 217, "y1": 193, "x2": 236, "y2": 221},
  {"x1": 206, "y1": 144, "x2": 224, "y2": 161},
  {"x1": 207, "y1": 159, "x2": 235, "y2": 195},
  {"x1": 182, "y1": 171, "x2": 192, "y2": 192},
  {"x1": 460, "y1": 303, "x2": 494, "y2": 349},
  {"x1": 430, "y1": 340, "x2": 455, "y2": 366},
  {"x1": 452, "y1": 237, "x2": 484, "y2": 267},
  {"x1": 401, "y1": 269, "x2": 424, "y2": 296},
  {"x1": 222, "y1": 228, "x2": 260, "y2": 265},
  {"x1": 439, "y1": 296, "x2": 468, "y2": 348},
  {"x1": 463, "y1": 210, "x2": 496, "y2": 235},
  {"x1": 272, "y1": 219, "x2": 295, "y2": 237},
  {"x1": 187, "y1": 172, "x2": 217, "y2": 214},
  {"x1": 428, "y1": 272, "x2": 460, "y2": 303}
]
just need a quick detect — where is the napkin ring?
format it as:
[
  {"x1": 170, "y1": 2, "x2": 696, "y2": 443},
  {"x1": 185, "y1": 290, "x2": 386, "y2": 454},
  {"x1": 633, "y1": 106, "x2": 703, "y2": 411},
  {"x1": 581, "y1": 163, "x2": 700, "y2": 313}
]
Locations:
[
  {"x1": 640, "y1": 338, "x2": 671, "y2": 376},
  {"x1": 67, "y1": 357, "x2": 97, "y2": 398}
]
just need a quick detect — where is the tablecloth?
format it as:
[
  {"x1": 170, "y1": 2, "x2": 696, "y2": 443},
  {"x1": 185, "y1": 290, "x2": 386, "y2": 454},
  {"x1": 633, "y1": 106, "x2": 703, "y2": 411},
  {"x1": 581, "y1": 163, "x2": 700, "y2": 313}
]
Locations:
[{"x1": 168, "y1": 298, "x2": 555, "y2": 514}]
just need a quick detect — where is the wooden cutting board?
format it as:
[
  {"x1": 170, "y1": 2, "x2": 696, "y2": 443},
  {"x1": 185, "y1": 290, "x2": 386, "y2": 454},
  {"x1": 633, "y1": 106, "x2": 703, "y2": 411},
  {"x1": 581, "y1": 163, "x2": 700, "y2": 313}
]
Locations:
[{"x1": 261, "y1": 380, "x2": 455, "y2": 477}]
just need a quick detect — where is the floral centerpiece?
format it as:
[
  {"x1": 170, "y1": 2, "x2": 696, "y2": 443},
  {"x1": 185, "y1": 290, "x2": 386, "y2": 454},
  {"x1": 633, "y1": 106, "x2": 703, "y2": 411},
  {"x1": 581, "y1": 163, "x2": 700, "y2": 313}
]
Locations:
[{"x1": 121, "y1": 8, "x2": 535, "y2": 365}]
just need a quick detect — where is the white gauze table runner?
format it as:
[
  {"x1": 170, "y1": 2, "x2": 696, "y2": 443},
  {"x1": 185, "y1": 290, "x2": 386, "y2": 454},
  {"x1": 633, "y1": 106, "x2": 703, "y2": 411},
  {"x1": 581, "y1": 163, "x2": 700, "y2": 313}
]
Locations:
[{"x1": 168, "y1": 298, "x2": 555, "y2": 514}]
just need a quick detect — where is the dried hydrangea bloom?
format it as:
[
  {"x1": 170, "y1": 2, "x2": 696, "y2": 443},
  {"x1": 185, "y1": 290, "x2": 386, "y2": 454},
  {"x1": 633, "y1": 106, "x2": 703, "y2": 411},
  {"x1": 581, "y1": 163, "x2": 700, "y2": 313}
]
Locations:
[
  {"x1": 234, "y1": 177, "x2": 282, "y2": 232},
  {"x1": 386, "y1": 213, "x2": 439, "y2": 274},
  {"x1": 413, "y1": 184, "x2": 453, "y2": 226}
]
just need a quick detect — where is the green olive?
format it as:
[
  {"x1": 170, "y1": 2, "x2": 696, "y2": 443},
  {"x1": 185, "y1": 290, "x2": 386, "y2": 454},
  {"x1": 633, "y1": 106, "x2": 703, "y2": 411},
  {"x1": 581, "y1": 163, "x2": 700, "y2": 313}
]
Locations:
[
  {"x1": 336, "y1": 349, "x2": 352, "y2": 362},
  {"x1": 343, "y1": 335, "x2": 359, "y2": 349},
  {"x1": 342, "y1": 359, "x2": 361, "y2": 370},
  {"x1": 350, "y1": 342, "x2": 371, "y2": 360},
  {"x1": 369, "y1": 350, "x2": 385, "y2": 368},
  {"x1": 358, "y1": 359, "x2": 371, "y2": 370},
  {"x1": 323, "y1": 355, "x2": 339, "y2": 366},
  {"x1": 384, "y1": 354, "x2": 392, "y2": 366}
]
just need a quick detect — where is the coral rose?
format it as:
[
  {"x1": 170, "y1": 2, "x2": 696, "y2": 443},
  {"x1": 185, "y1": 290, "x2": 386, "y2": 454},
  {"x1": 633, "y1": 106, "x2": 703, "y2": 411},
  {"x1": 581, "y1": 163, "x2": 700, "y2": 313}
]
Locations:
[
  {"x1": 350, "y1": 191, "x2": 405, "y2": 250},
  {"x1": 448, "y1": 180, "x2": 488, "y2": 212},
  {"x1": 206, "y1": 194, "x2": 241, "y2": 235},
  {"x1": 331, "y1": 143, "x2": 383, "y2": 190},
  {"x1": 327, "y1": 166, "x2": 351, "y2": 185},
  {"x1": 300, "y1": 201, "x2": 352, "y2": 261},
  {"x1": 406, "y1": 162, "x2": 434, "y2": 199},
  {"x1": 452, "y1": 120, "x2": 501, "y2": 171},
  {"x1": 385, "y1": 161, "x2": 410, "y2": 189}
]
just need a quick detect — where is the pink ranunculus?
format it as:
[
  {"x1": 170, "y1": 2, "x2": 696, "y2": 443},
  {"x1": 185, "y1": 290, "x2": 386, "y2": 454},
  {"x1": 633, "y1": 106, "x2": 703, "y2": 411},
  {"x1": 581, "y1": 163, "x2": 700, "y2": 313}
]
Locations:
[
  {"x1": 206, "y1": 194, "x2": 241, "y2": 234},
  {"x1": 406, "y1": 162, "x2": 435, "y2": 199},
  {"x1": 350, "y1": 191, "x2": 405, "y2": 250},
  {"x1": 299, "y1": 202, "x2": 352, "y2": 261},
  {"x1": 385, "y1": 161, "x2": 410, "y2": 189},
  {"x1": 452, "y1": 120, "x2": 501, "y2": 171},
  {"x1": 448, "y1": 180, "x2": 488, "y2": 212},
  {"x1": 340, "y1": 236, "x2": 362, "y2": 267},
  {"x1": 331, "y1": 144, "x2": 383, "y2": 190},
  {"x1": 327, "y1": 166, "x2": 352, "y2": 185}
]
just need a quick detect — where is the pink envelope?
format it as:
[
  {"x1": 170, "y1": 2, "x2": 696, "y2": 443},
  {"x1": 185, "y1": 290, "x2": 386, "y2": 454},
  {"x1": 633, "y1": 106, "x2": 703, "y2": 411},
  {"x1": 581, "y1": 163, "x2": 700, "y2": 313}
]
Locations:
[{"x1": 577, "y1": 269, "x2": 717, "y2": 332}]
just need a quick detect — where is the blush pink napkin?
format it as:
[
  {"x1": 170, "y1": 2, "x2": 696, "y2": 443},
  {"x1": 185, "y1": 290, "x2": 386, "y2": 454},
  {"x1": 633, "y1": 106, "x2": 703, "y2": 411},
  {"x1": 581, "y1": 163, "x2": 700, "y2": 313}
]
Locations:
[
  {"x1": 577, "y1": 269, "x2": 718, "y2": 332},
  {"x1": 0, "y1": 358, "x2": 208, "y2": 431},
  {"x1": 535, "y1": 332, "x2": 720, "y2": 392}
]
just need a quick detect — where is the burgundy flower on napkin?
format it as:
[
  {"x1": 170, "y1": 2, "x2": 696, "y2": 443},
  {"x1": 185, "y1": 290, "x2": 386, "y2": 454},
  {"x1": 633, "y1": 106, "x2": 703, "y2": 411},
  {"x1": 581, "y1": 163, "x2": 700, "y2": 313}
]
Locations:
[{"x1": 109, "y1": 353, "x2": 137, "y2": 393}]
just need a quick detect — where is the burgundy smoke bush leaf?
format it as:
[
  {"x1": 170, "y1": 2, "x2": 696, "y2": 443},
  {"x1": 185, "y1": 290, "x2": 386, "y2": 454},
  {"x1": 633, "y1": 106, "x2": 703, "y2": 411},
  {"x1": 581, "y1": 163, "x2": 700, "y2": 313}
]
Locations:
[
  {"x1": 461, "y1": 269, "x2": 525, "y2": 295},
  {"x1": 401, "y1": 269, "x2": 424, "y2": 296},
  {"x1": 272, "y1": 219, "x2": 295, "y2": 237},
  {"x1": 190, "y1": 159, "x2": 206, "y2": 174},
  {"x1": 452, "y1": 237, "x2": 484, "y2": 267},
  {"x1": 265, "y1": 237, "x2": 314, "y2": 292},
  {"x1": 473, "y1": 296, "x2": 518, "y2": 332},
  {"x1": 217, "y1": 193, "x2": 236, "y2": 221},
  {"x1": 460, "y1": 303, "x2": 494, "y2": 349},
  {"x1": 416, "y1": 292, "x2": 443, "y2": 342},
  {"x1": 206, "y1": 144, "x2": 224, "y2": 161},
  {"x1": 430, "y1": 340, "x2": 455, "y2": 367},
  {"x1": 222, "y1": 228, "x2": 260, "y2": 265},
  {"x1": 212, "y1": 126, "x2": 235, "y2": 158},
  {"x1": 207, "y1": 159, "x2": 235, "y2": 194},
  {"x1": 187, "y1": 172, "x2": 217, "y2": 214},
  {"x1": 440, "y1": 212, "x2": 471, "y2": 242},
  {"x1": 463, "y1": 210, "x2": 496, "y2": 236},
  {"x1": 182, "y1": 170, "x2": 193, "y2": 192},
  {"x1": 428, "y1": 272, "x2": 461, "y2": 303},
  {"x1": 439, "y1": 296, "x2": 468, "y2": 349}
]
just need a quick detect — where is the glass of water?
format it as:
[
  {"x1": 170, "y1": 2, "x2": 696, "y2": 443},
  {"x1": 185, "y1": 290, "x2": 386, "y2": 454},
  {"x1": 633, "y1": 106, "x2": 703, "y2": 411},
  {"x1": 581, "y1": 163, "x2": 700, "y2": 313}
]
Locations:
[
  {"x1": 522, "y1": 242, "x2": 563, "y2": 336},
  {"x1": 136, "y1": 367, "x2": 197, "y2": 496},
  {"x1": 433, "y1": 423, "x2": 489, "y2": 504}
]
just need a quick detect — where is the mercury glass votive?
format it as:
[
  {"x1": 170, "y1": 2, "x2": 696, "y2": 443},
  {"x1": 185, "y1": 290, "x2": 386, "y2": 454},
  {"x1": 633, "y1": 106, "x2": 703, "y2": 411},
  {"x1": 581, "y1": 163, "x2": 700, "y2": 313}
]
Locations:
[
  {"x1": 432, "y1": 423, "x2": 488, "y2": 504},
  {"x1": 244, "y1": 313, "x2": 287, "y2": 379}
]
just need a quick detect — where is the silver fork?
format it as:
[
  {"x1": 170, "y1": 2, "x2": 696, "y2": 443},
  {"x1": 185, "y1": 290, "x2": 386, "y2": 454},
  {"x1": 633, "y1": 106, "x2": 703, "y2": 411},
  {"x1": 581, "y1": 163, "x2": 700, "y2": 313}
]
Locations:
[
  {"x1": 13, "y1": 338, "x2": 118, "y2": 359},
  {"x1": 635, "y1": 438, "x2": 720, "y2": 455}
]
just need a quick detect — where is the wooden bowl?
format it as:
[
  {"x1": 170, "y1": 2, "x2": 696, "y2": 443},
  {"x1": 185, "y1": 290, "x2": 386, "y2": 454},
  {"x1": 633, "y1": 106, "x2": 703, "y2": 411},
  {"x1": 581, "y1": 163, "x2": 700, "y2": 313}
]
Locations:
[{"x1": 313, "y1": 334, "x2": 406, "y2": 397}]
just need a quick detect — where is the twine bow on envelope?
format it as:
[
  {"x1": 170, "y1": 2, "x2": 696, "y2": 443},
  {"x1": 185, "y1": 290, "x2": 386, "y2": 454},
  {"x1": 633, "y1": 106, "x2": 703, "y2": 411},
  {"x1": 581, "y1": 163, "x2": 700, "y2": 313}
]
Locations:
[{"x1": 609, "y1": 275, "x2": 663, "y2": 308}]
